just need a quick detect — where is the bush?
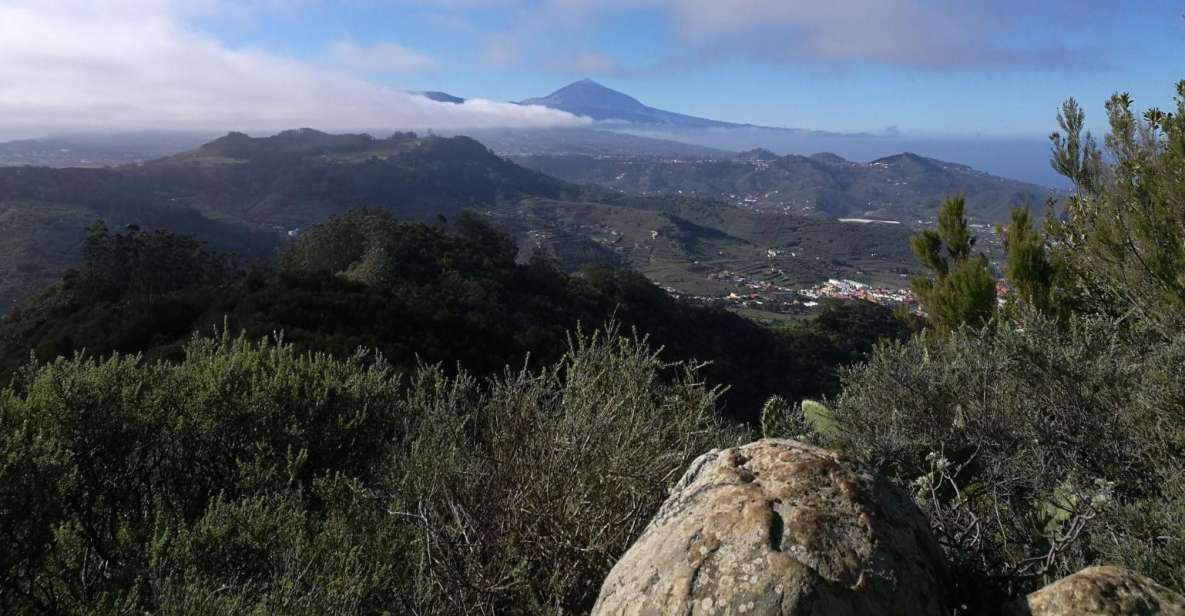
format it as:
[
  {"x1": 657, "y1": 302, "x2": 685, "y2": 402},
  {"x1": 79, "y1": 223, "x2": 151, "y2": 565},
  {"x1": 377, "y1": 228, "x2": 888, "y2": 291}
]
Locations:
[
  {"x1": 378, "y1": 328, "x2": 746, "y2": 613},
  {"x1": 0, "y1": 326, "x2": 744, "y2": 614},
  {"x1": 831, "y1": 312, "x2": 1185, "y2": 603}
]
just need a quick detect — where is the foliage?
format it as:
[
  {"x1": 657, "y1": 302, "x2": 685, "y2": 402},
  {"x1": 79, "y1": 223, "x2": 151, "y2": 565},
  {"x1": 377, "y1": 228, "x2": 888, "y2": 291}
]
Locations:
[
  {"x1": 515, "y1": 150, "x2": 1048, "y2": 223},
  {"x1": 0, "y1": 327, "x2": 745, "y2": 615},
  {"x1": 1, "y1": 214, "x2": 907, "y2": 424},
  {"x1": 800, "y1": 399, "x2": 836, "y2": 442},
  {"x1": 381, "y1": 328, "x2": 746, "y2": 613},
  {"x1": 758, "y1": 397, "x2": 835, "y2": 444},
  {"x1": 278, "y1": 209, "x2": 517, "y2": 291},
  {"x1": 831, "y1": 312, "x2": 1185, "y2": 603},
  {"x1": 1047, "y1": 84, "x2": 1185, "y2": 334},
  {"x1": 997, "y1": 205, "x2": 1070, "y2": 319},
  {"x1": 825, "y1": 77, "x2": 1185, "y2": 611},
  {"x1": 67, "y1": 222, "x2": 238, "y2": 304},
  {"x1": 910, "y1": 195, "x2": 997, "y2": 333}
]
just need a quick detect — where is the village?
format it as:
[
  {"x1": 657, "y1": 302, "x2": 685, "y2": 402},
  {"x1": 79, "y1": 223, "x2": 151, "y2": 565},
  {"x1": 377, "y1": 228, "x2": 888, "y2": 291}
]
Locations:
[{"x1": 667, "y1": 268, "x2": 919, "y2": 319}]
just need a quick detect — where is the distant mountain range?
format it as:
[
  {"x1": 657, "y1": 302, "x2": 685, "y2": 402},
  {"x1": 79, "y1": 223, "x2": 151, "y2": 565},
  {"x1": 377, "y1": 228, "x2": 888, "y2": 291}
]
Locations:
[
  {"x1": 417, "y1": 80, "x2": 1065, "y2": 188},
  {"x1": 460, "y1": 127, "x2": 731, "y2": 158},
  {"x1": 0, "y1": 79, "x2": 1064, "y2": 186},
  {"x1": 428, "y1": 78, "x2": 838, "y2": 134},
  {"x1": 512, "y1": 149, "x2": 1053, "y2": 223},
  {"x1": 0, "y1": 129, "x2": 916, "y2": 312},
  {"x1": 0, "y1": 132, "x2": 215, "y2": 167}
]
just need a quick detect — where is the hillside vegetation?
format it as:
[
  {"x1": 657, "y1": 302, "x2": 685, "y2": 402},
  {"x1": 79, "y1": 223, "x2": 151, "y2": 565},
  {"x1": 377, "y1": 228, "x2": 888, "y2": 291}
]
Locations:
[
  {"x1": 0, "y1": 206, "x2": 917, "y2": 614},
  {"x1": 0, "y1": 129, "x2": 920, "y2": 314},
  {"x1": 2, "y1": 77, "x2": 1183, "y2": 615},
  {"x1": 806, "y1": 82, "x2": 1185, "y2": 606},
  {"x1": 0, "y1": 130, "x2": 573, "y2": 309},
  {"x1": 514, "y1": 150, "x2": 1051, "y2": 223},
  {"x1": 0, "y1": 211, "x2": 906, "y2": 423}
]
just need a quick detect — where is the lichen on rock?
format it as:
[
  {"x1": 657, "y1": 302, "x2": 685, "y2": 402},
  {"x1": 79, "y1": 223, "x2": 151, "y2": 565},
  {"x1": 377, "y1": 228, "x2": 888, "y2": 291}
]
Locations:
[
  {"x1": 591, "y1": 438, "x2": 950, "y2": 615},
  {"x1": 1007, "y1": 566, "x2": 1185, "y2": 616}
]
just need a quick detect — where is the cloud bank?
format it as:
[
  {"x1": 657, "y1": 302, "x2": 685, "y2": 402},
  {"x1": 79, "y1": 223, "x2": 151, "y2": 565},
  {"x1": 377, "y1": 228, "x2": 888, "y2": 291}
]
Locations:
[{"x1": 0, "y1": 0, "x2": 587, "y2": 139}]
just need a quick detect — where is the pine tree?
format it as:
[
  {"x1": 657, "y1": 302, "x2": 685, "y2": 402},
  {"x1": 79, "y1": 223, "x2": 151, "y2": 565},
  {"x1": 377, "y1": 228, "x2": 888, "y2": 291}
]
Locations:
[
  {"x1": 910, "y1": 194, "x2": 996, "y2": 333},
  {"x1": 999, "y1": 204, "x2": 1067, "y2": 318},
  {"x1": 1047, "y1": 83, "x2": 1185, "y2": 333}
]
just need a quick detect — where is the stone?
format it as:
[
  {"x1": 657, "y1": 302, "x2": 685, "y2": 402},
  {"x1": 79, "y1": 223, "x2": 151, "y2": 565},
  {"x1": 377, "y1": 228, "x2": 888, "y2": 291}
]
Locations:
[
  {"x1": 1007, "y1": 566, "x2": 1185, "y2": 615},
  {"x1": 591, "y1": 438, "x2": 950, "y2": 615}
]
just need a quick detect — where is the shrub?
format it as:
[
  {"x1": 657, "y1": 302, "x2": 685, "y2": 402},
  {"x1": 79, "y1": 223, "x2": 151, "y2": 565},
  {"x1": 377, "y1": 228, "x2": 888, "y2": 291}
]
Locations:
[
  {"x1": 0, "y1": 326, "x2": 744, "y2": 614},
  {"x1": 374, "y1": 327, "x2": 746, "y2": 614},
  {"x1": 831, "y1": 312, "x2": 1185, "y2": 603}
]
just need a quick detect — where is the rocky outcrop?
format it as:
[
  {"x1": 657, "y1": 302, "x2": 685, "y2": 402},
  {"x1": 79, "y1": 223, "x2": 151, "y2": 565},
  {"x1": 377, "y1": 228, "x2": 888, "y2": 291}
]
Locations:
[
  {"x1": 591, "y1": 439, "x2": 950, "y2": 615},
  {"x1": 1007, "y1": 566, "x2": 1185, "y2": 616}
]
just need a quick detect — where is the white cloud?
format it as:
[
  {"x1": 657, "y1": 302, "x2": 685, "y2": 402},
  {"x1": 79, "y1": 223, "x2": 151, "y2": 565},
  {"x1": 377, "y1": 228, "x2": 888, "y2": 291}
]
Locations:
[
  {"x1": 0, "y1": 0, "x2": 587, "y2": 139},
  {"x1": 328, "y1": 40, "x2": 440, "y2": 73}
]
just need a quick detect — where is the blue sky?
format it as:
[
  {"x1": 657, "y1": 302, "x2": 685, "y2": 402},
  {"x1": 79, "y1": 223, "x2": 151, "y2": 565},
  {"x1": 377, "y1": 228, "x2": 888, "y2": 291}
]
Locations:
[
  {"x1": 0, "y1": 1, "x2": 1182, "y2": 139},
  {"x1": 194, "y1": 0, "x2": 1185, "y2": 136}
]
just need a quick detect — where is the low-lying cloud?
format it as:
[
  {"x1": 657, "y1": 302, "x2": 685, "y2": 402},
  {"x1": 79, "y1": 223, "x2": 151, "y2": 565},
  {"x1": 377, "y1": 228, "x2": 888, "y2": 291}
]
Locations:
[{"x1": 0, "y1": 0, "x2": 588, "y2": 139}]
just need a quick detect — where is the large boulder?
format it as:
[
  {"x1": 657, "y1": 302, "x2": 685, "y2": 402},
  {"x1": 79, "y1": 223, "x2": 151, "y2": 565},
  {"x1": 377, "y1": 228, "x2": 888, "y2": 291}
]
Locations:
[
  {"x1": 1007, "y1": 566, "x2": 1185, "y2": 615},
  {"x1": 591, "y1": 439, "x2": 949, "y2": 615}
]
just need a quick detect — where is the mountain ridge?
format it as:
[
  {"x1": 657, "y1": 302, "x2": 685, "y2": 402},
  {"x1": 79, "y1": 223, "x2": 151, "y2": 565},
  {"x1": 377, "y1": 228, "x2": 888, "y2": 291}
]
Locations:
[
  {"x1": 0, "y1": 128, "x2": 919, "y2": 313},
  {"x1": 513, "y1": 148, "x2": 1053, "y2": 223},
  {"x1": 519, "y1": 79, "x2": 752, "y2": 129}
]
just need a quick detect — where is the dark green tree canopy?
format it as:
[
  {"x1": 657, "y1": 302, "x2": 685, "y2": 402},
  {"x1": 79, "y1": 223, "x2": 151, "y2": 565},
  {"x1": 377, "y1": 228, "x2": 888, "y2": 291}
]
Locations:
[{"x1": 909, "y1": 194, "x2": 997, "y2": 333}]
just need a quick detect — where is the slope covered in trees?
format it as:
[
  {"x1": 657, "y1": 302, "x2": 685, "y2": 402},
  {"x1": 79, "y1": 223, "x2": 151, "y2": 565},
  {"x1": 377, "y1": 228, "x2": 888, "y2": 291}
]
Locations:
[
  {"x1": 0, "y1": 207, "x2": 916, "y2": 614},
  {"x1": 512, "y1": 149, "x2": 1051, "y2": 222},
  {"x1": 0, "y1": 129, "x2": 922, "y2": 313},
  {"x1": 0, "y1": 210, "x2": 906, "y2": 423},
  {"x1": 0, "y1": 130, "x2": 575, "y2": 310}
]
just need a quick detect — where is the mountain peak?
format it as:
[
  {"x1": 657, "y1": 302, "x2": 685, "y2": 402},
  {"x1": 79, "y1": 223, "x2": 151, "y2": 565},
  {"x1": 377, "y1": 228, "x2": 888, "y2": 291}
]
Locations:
[
  {"x1": 190, "y1": 129, "x2": 379, "y2": 161},
  {"x1": 810, "y1": 152, "x2": 850, "y2": 165},
  {"x1": 871, "y1": 152, "x2": 934, "y2": 166},
  {"x1": 524, "y1": 79, "x2": 647, "y2": 115},
  {"x1": 738, "y1": 148, "x2": 781, "y2": 162},
  {"x1": 418, "y1": 90, "x2": 465, "y2": 104},
  {"x1": 520, "y1": 80, "x2": 742, "y2": 129}
]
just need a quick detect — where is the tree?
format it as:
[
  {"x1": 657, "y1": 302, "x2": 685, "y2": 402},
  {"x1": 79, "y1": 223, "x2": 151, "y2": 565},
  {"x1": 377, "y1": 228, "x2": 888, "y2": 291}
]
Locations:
[
  {"x1": 910, "y1": 194, "x2": 996, "y2": 333},
  {"x1": 69, "y1": 221, "x2": 235, "y2": 305},
  {"x1": 1047, "y1": 84, "x2": 1185, "y2": 334},
  {"x1": 998, "y1": 203, "x2": 1069, "y2": 318}
]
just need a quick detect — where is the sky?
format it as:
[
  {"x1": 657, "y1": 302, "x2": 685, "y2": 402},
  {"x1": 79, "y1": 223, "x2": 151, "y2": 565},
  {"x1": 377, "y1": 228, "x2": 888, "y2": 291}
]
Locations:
[{"x1": 0, "y1": 0, "x2": 1183, "y2": 140}]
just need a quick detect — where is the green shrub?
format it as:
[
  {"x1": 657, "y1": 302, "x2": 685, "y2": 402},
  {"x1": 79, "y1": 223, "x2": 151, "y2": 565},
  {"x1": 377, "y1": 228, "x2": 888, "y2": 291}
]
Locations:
[
  {"x1": 0, "y1": 326, "x2": 744, "y2": 614},
  {"x1": 831, "y1": 312, "x2": 1185, "y2": 603}
]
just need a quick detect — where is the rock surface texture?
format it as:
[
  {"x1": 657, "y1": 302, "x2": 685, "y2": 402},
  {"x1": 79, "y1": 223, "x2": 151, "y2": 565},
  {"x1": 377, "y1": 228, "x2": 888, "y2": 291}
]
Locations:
[
  {"x1": 1008, "y1": 566, "x2": 1185, "y2": 616},
  {"x1": 591, "y1": 438, "x2": 949, "y2": 615}
]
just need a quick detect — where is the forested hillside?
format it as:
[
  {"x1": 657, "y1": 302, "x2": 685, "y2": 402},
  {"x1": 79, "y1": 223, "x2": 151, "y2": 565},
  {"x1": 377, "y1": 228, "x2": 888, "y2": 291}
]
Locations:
[
  {"x1": 0, "y1": 209, "x2": 914, "y2": 612},
  {"x1": 514, "y1": 150, "x2": 1052, "y2": 222},
  {"x1": 0, "y1": 130, "x2": 920, "y2": 313},
  {"x1": 0, "y1": 211, "x2": 906, "y2": 423}
]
